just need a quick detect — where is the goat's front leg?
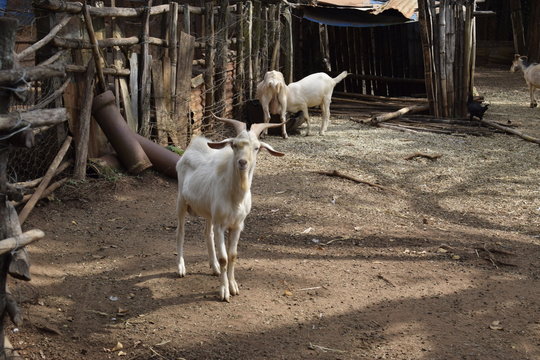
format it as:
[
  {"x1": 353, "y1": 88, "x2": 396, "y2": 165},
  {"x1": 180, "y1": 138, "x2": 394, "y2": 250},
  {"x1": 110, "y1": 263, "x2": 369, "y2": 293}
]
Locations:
[
  {"x1": 279, "y1": 94, "x2": 288, "y2": 139},
  {"x1": 530, "y1": 84, "x2": 538, "y2": 108},
  {"x1": 214, "y1": 225, "x2": 230, "y2": 302},
  {"x1": 227, "y1": 227, "x2": 242, "y2": 296},
  {"x1": 261, "y1": 97, "x2": 272, "y2": 136},
  {"x1": 205, "y1": 221, "x2": 220, "y2": 275},
  {"x1": 176, "y1": 200, "x2": 187, "y2": 277}
]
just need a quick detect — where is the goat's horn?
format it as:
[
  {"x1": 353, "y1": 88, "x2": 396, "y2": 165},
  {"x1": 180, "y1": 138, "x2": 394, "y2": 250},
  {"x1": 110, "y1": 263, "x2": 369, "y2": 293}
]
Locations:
[
  {"x1": 212, "y1": 113, "x2": 247, "y2": 135},
  {"x1": 250, "y1": 122, "x2": 284, "y2": 138}
]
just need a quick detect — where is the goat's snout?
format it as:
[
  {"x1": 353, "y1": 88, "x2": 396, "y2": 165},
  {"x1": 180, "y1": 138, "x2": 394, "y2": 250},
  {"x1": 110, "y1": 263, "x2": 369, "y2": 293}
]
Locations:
[{"x1": 238, "y1": 159, "x2": 248, "y2": 170}]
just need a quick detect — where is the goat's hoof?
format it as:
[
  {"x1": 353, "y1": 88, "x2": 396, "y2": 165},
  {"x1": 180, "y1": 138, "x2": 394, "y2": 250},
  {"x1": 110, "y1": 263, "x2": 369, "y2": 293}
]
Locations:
[
  {"x1": 531, "y1": 103, "x2": 538, "y2": 108},
  {"x1": 229, "y1": 280, "x2": 239, "y2": 296},
  {"x1": 282, "y1": 134, "x2": 288, "y2": 139},
  {"x1": 178, "y1": 258, "x2": 186, "y2": 277},
  {"x1": 210, "y1": 264, "x2": 221, "y2": 276},
  {"x1": 178, "y1": 265, "x2": 186, "y2": 278},
  {"x1": 219, "y1": 285, "x2": 231, "y2": 302}
]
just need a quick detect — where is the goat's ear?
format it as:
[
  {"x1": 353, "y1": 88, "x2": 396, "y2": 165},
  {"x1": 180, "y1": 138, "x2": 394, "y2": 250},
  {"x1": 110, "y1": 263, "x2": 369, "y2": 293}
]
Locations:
[
  {"x1": 260, "y1": 142, "x2": 285, "y2": 157},
  {"x1": 207, "y1": 139, "x2": 232, "y2": 149},
  {"x1": 514, "y1": 54, "x2": 521, "y2": 59}
]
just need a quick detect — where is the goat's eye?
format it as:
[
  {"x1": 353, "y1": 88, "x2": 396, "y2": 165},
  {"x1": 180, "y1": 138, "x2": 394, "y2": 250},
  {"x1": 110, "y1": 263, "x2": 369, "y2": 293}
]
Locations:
[{"x1": 254, "y1": 147, "x2": 260, "y2": 152}]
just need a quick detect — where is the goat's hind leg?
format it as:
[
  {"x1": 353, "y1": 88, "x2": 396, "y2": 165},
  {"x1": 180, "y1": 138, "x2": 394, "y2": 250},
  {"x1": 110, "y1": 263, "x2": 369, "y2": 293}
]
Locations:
[
  {"x1": 176, "y1": 198, "x2": 188, "y2": 277},
  {"x1": 205, "y1": 220, "x2": 220, "y2": 275},
  {"x1": 319, "y1": 96, "x2": 331, "y2": 135}
]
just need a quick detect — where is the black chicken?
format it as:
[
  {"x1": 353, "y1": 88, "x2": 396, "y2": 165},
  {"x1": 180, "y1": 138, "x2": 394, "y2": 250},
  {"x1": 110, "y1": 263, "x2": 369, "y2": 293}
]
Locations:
[{"x1": 467, "y1": 95, "x2": 489, "y2": 121}]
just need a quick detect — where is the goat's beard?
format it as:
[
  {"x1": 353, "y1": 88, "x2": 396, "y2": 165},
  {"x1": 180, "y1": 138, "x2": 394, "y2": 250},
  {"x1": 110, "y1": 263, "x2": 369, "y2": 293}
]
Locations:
[{"x1": 239, "y1": 170, "x2": 249, "y2": 192}]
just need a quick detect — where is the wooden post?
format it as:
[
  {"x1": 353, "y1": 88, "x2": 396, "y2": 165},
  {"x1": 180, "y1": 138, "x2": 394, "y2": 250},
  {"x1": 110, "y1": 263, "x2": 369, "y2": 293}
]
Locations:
[
  {"x1": 175, "y1": 32, "x2": 195, "y2": 147},
  {"x1": 73, "y1": 61, "x2": 95, "y2": 180},
  {"x1": 246, "y1": 1, "x2": 253, "y2": 99},
  {"x1": 234, "y1": 2, "x2": 245, "y2": 119},
  {"x1": 252, "y1": 1, "x2": 262, "y2": 85},
  {"x1": 204, "y1": 2, "x2": 215, "y2": 122},
  {"x1": 510, "y1": 0, "x2": 526, "y2": 56},
  {"x1": 261, "y1": 6, "x2": 269, "y2": 75},
  {"x1": 183, "y1": 4, "x2": 191, "y2": 35},
  {"x1": 169, "y1": 2, "x2": 179, "y2": 110},
  {"x1": 418, "y1": 0, "x2": 437, "y2": 116},
  {"x1": 0, "y1": 17, "x2": 22, "y2": 356},
  {"x1": 214, "y1": 0, "x2": 229, "y2": 118},
  {"x1": 283, "y1": 4, "x2": 294, "y2": 83},
  {"x1": 140, "y1": 0, "x2": 153, "y2": 136}
]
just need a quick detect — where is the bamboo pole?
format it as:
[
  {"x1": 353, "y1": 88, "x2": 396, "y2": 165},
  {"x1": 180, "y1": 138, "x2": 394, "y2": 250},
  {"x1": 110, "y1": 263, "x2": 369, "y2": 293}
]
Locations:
[
  {"x1": 19, "y1": 136, "x2": 72, "y2": 224},
  {"x1": 183, "y1": 4, "x2": 191, "y2": 34},
  {"x1": 479, "y1": 119, "x2": 540, "y2": 145},
  {"x1": 252, "y1": 0, "x2": 262, "y2": 84},
  {"x1": 283, "y1": 5, "x2": 293, "y2": 83},
  {"x1": 462, "y1": 1, "x2": 474, "y2": 117}
]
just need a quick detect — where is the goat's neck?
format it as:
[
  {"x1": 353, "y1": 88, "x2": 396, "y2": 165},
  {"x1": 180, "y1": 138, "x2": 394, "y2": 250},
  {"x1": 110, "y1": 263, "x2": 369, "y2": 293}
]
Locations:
[{"x1": 225, "y1": 160, "x2": 256, "y2": 204}]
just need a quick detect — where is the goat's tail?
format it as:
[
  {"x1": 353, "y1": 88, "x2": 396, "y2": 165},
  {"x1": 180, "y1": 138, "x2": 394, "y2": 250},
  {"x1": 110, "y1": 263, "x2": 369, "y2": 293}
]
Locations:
[{"x1": 333, "y1": 70, "x2": 348, "y2": 84}]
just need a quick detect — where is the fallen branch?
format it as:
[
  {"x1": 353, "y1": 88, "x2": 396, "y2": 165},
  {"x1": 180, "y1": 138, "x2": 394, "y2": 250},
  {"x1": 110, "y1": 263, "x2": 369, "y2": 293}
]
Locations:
[
  {"x1": 16, "y1": 178, "x2": 68, "y2": 206},
  {"x1": 370, "y1": 104, "x2": 429, "y2": 124},
  {"x1": 404, "y1": 152, "x2": 442, "y2": 161},
  {"x1": 14, "y1": 160, "x2": 71, "y2": 188},
  {"x1": 316, "y1": 170, "x2": 386, "y2": 190},
  {"x1": 479, "y1": 119, "x2": 540, "y2": 145},
  {"x1": 376, "y1": 274, "x2": 395, "y2": 287},
  {"x1": 308, "y1": 343, "x2": 347, "y2": 354},
  {"x1": 379, "y1": 122, "x2": 454, "y2": 134}
]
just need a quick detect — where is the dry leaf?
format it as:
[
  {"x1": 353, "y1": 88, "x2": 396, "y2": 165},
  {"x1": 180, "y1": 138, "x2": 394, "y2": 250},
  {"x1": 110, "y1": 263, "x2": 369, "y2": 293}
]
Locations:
[
  {"x1": 283, "y1": 290, "x2": 293, "y2": 297},
  {"x1": 118, "y1": 351, "x2": 127, "y2": 356},
  {"x1": 437, "y1": 248, "x2": 448, "y2": 253},
  {"x1": 452, "y1": 255, "x2": 461, "y2": 260}
]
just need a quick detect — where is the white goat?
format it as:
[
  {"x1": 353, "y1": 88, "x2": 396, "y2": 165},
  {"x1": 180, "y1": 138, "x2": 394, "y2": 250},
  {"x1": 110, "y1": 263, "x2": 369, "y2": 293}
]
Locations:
[
  {"x1": 256, "y1": 70, "x2": 288, "y2": 138},
  {"x1": 175, "y1": 117, "x2": 284, "y2": 302},
  {"x1": 286, "y1": 70, "x2": 348, "y2": 136},
  {"x1": 510, "y1": 54, "x2": 540, "y2": 108}
]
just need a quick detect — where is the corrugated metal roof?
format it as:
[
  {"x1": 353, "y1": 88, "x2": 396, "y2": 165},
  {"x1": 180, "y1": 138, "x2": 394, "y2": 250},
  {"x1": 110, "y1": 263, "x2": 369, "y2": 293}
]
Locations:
[{"x1": 315, "y1": 0, "x2": 417, "y2": 20}]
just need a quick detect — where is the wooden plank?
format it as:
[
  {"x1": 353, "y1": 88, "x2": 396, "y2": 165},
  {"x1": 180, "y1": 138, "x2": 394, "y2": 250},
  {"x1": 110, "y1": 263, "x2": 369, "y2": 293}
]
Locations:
[
  {"x1": 152, "y1": 61, "x2": 167, "y2": 145},
  {"x1": 74, "y1": 61, "x2": 95, "y2": 180},
  {"x1": 140, "y1": 0, "x2": 153, "y2": 136},
  {"x1": 129, "y1": 52, "x2": 139, "y2": 128},
  {"x1": 175, "y1": 32, "x2": 195, "y2": 147}
]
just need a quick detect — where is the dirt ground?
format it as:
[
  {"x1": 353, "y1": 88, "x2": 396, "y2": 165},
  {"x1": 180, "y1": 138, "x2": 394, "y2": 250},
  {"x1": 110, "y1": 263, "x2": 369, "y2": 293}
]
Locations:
[{"x1": 10, "y1": 66, "x2": 540, "y2": 360}]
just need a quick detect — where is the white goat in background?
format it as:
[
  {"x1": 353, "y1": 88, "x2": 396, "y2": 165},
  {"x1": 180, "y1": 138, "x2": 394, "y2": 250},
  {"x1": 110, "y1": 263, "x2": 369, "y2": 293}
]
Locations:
[
  {"x1": 256, "y1": 70, "x2": 289, "y2": 138},
  {"x1": 286, "y1": 70, "x2": 348, "y2": 136},
  {"x1": 175, "y1": 117, "x2": 284, "y2": 302},
  {"x1": 510, "y1": 54, "x2": 540, "y2": 108},
  {"x1": 257, "y1": 70, "x2": 348, "y2": 137}
]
